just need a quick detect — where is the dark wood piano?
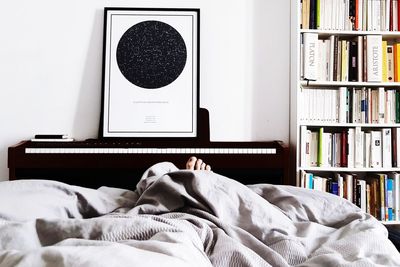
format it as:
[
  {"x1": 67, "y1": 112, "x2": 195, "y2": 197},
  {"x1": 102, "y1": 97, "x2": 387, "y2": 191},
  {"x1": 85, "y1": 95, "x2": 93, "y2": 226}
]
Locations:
[{"x1": 8, "y1": 109, "x2": 290, "y2": 190}]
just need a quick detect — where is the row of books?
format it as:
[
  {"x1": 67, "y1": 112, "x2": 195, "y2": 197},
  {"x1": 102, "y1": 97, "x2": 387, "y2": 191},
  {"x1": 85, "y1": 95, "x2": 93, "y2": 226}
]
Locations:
[
  {"x1": 301, "y1": 0, "x2": 400, "y2": 31},
  {"x1": 299, "y1": 87, "x2": 400, "y2": 124},
  {"x1": 300, "y1": 127, "x2": 400, "y2": 168},
  {"x1": 302, "y1": 33, "x2": 400, "y2": 82},
  {"x1": 300, "y1": 171, "x2": 400, "y2": 221}
]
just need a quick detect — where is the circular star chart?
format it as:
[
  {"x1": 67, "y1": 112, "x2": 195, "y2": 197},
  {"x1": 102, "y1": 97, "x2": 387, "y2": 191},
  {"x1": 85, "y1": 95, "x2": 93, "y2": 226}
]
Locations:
[{"x1": 116, "y1": 20, "x2": 187, "y2": 89}]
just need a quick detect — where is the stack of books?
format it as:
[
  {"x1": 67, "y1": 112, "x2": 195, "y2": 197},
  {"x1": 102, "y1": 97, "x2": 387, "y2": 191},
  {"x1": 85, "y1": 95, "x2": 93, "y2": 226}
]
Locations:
[{"x1": 300, "y1": 171, "x2": 399, "y2": 222}]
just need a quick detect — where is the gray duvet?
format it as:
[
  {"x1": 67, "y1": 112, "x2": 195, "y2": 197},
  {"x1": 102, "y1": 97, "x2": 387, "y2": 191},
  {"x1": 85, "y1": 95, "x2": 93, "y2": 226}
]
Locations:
[{"x1": 0, "y1": 162, "x2": 399, "y2": 266}]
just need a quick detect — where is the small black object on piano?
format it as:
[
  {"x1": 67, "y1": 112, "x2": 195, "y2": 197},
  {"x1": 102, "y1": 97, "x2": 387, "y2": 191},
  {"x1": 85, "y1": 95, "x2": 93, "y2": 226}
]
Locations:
[{"x1": 31, "y1": 134, "x2": 74, "y2": 142}]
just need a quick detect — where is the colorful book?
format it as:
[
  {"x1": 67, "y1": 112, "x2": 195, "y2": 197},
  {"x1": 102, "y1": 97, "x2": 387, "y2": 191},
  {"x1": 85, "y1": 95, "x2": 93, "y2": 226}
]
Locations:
[
  {"x1": 387, "y1": 45, "x2": 394, "y2": 81},
  {"x1": 394, "y1": 43, "x2": 400, "y2": 82},
  {"x1": 380, "y1": 174, "x2": 386, "y2": 220},
  {"x1": 382, "y1": 41, "x2": 388, "y2": 82}
]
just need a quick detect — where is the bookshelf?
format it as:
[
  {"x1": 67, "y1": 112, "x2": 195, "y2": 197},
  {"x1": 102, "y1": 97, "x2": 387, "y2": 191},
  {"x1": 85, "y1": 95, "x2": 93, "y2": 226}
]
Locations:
[{"x1": 290, "y1": 0, "x2": 400, "y2": 224}]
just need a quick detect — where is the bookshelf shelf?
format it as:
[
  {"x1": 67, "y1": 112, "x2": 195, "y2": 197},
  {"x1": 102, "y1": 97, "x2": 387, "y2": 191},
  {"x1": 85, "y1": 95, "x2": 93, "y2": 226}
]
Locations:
[
  {"x1": 381, "y1": 221, "x2": 400, "y2": 225},
  {"x1": 300, "y1": 29, "x2": 400, "y2": 38},
  {"x1": 291, "y1": 1, "x2": 400, "y2": 224},
  {"x1": 299, "y1": 122, "x2": 400, "y2": 127},
  {"x1": 300, "y1": 167, "x2": 400, "y2": 172},
  {"x1": 301, "y1": 81, "x2": 400, "y2": 87}
]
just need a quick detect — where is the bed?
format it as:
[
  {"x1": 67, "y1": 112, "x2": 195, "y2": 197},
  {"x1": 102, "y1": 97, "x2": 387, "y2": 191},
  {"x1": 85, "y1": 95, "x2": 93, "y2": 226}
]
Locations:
[{"x1": 0, "y1": 161, "x2": 399, "y2": 266}]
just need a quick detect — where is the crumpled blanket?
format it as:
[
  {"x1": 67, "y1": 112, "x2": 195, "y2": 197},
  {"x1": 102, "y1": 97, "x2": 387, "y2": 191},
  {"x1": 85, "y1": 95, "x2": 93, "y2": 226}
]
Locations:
[{"x1": 0, "y1": 162, "x2": 399, "y2": 266}]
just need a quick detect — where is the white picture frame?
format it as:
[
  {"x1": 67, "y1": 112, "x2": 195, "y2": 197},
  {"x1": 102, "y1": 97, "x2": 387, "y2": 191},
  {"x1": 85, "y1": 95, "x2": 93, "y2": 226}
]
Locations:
[{"x1": 101, "y1": 8, "x2": 199, "y2": 138}]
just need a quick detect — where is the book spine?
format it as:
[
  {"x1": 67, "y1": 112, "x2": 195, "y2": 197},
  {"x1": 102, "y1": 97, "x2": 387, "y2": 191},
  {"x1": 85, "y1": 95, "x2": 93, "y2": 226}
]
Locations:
[
  {"x1": 392, "y1": 128, "x2": 398, "y2": 167},
  {"x1": 300, "y1": 126, "x2": 309, "y2": 167},
  {"x1": 365, "y1": 132, "x2": 371, "y2": 167},
  {"x1": 341, "y1": 40, "x2": 349, "y2": 81},
  {"x1": 335, "y1": 133, "x2": 341, "y2": 166},
  {"x1": 382, "y1": 128, "x2": 392, "y2": 168},
  {"x1": 388, "y1": 178, "x2": 394, "y2": 221},
  {"x1": 310, "y1": 131, "x2": 319, "y2": 167},
  {"x1": 391, "y1": 0, "x2": 394, "y2": 31},
  {"x1": 387, "y1": 0, "x2": 391, "y2": 30},
  {"x1": 378, "y1": 87, "x2": 385, "y2": 123},
  {"x1": 398, "y1": 0, "x2": 400, "y2": 30},
  {"x1": 360, "y1": 180, "x2": 366, "y2": 213},
  {"x1": 316, "y1": 0, "x2": 321, "y2": 29},
  {"x1": 339, "y1": 87, "x2": 347, "y2": 123},
  {"x1": 355, "y1": 126, "x2": 364, "y2": 168},
  {"x1": 329, "y1": 35, "x2": 335, "y2": 81},
  {"x1": 302, "y1": 0, "x2": 309, "y2": 29},
  {"x1": 354, "y1": 177, "x2": 359, "y2": 205},
  {"x1": 347, "y1": 128, "x2": 355, "y2": 168},
  {"x1": 395, "y1": 174, "x2": 400, "y2": 220},
  {"x1": 349, "y1": 40, "x2": 358, "y2": 81},
  {"x1": 387, "y1": 45, "x2": 395, "y2": 81},
  {"x1": 370, "y1": 130, "x2": 382, "y2": 168},
  {"x1": 382, "y1": 40, "x2": 388, "y2": 82},
  {"x1": 372, "y1": 179, "x2": 378, "y2": 218},
  {"x1": 367, "y1": 183, "x2": 371, "y2": 214},
  {"x1": 317, "y1": 127, "x2": 324, "y2": 167},
  {"x1": 333, "y1": 36, "x2": 339, "y2": 81},
  {"x1": 332, "y1": 182, "x2": 339, "y2": 195},
  {"x1": 309, "y1": 173, "x2": 314, "y2": 189},
  {"x1": 357, "y1": 36, "x2": 363, "y2": 81},
  {"x1": 356, "y1": 0, "x2": 360, "y2": 30},
  {"x1": 341, "y1": 129, "x2": 348, "y2": 167},
  {"x1": 396, "y1": 91, "x2": 400, "y2": 123},
  {"x1": 385, "y1": 176, "x2": 389, "y2": 220},
  {"x1": 380, "y1": 175, "x2": 386, "y2": 220},
  {"x1": 366, "y1": 35, "x2": 383, "y2": 82},
  {"x1": 310, "y1": 0, "x2": 317, "y2": 29},
  {"x1": 346, "y1": 174, "x2": 354, "y2": 202},
  {"x1": 395, "y1": 43, "x2": 400, "y2": 82},
  {"x1": 303, "y1": 33, "x2": 319, "y2": 80}
]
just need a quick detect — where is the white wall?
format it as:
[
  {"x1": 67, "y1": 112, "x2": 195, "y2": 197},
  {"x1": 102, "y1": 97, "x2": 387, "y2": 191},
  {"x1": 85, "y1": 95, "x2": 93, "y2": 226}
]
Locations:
[{"x1": 0, "y1": 0, "x2": 289, "y2": 181}]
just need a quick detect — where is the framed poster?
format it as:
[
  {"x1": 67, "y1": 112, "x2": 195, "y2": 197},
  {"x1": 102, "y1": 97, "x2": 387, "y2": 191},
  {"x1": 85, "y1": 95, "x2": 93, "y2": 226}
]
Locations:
[{"x1": 101, "y1": 8, "x2": 199, "y2": 138}]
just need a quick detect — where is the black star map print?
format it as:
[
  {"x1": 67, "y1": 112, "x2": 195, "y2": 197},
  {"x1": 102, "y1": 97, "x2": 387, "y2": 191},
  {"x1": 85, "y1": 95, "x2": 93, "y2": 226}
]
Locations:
[{"x1": 116, "y1": 20, "x2": 187, "y2": 89}]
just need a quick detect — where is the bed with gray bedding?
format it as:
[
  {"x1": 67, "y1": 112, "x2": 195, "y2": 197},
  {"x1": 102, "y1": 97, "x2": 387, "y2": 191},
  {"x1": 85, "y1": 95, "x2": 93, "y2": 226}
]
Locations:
[{"x1": 0, "y1": 162, "x2": 399, "y2": 266}]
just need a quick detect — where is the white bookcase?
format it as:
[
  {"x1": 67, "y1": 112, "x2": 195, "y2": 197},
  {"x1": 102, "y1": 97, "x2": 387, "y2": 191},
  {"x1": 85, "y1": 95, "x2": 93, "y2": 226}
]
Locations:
[{"x1": 290, "y1": 1, "x2": 400, "y2": 224}]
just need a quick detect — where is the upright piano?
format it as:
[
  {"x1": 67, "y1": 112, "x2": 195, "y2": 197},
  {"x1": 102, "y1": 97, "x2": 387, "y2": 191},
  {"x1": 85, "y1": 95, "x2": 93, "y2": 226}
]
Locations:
[{"x1": 8, "y1": 109, "x2": 290, "y2": 190}]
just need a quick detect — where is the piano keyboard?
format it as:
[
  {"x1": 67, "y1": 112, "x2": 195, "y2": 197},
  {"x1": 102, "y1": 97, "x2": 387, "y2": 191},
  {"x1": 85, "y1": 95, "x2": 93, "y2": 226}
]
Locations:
[{"x1": 25, "y1": 148, "x2": 276, "y2": 154}]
